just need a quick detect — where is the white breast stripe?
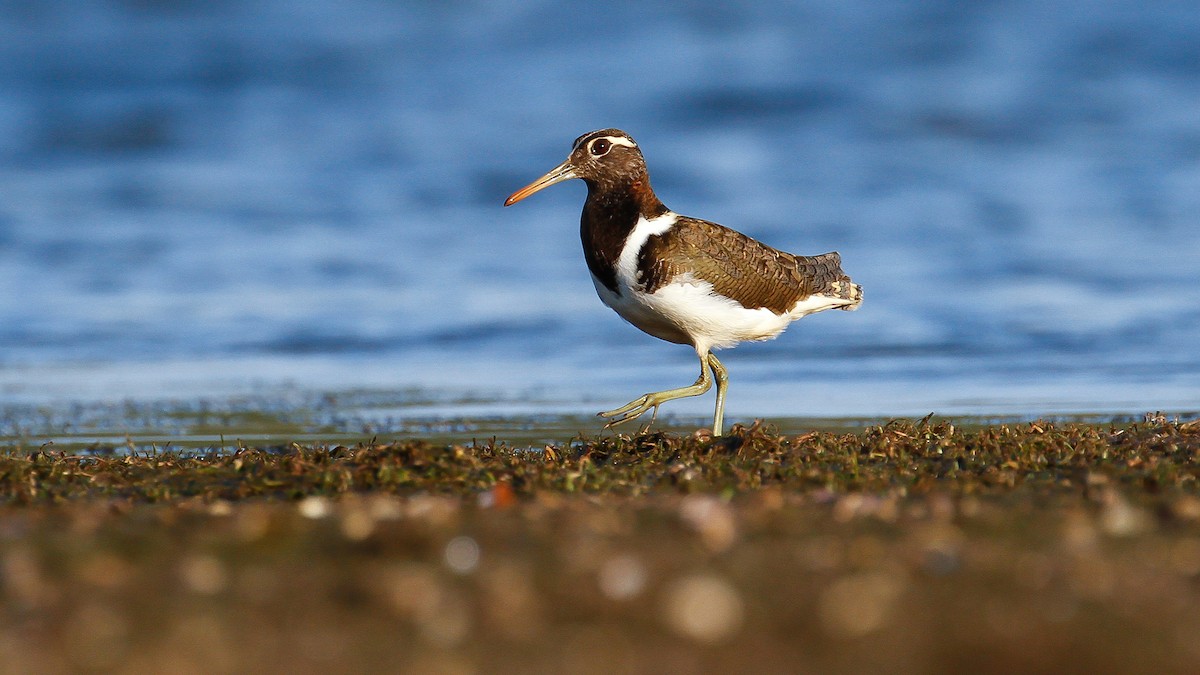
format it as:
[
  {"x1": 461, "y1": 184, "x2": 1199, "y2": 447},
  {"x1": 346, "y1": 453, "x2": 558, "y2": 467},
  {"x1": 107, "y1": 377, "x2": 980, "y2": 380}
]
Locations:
[{"x1": 616, "y1": 212, "x2": 676, "y2": 292}]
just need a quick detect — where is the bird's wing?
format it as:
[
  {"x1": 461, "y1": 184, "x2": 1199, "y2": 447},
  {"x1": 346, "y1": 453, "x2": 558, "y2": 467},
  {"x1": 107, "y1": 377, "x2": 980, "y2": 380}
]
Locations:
[{"x1": 637, "y1": 217, "x2": 858, "y2": 314}]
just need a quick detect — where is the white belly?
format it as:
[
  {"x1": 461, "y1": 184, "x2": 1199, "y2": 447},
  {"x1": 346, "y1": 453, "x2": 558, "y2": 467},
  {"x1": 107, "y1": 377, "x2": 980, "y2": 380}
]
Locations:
[{"x1": 593, "y1": 273, "x2": 793, "y2": 352}]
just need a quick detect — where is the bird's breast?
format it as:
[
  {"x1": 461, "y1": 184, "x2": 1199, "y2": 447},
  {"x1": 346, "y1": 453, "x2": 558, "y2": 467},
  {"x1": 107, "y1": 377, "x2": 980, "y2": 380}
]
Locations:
[{"x1": 590, "y1": 211, "x2": 691, "y2": 344}]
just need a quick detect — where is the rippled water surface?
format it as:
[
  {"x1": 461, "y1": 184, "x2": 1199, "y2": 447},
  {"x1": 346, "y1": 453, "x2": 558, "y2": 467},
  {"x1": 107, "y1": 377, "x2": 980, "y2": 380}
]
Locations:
[{"x1": 2, "y1": 1, "x2": 1198, "y2": 432}]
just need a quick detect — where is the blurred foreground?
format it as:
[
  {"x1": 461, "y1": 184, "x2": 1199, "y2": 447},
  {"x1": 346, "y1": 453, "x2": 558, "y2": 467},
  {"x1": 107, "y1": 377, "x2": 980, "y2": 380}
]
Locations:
[{"x1": 3, "y1": 419, "x2": 1200, "y2": 674}]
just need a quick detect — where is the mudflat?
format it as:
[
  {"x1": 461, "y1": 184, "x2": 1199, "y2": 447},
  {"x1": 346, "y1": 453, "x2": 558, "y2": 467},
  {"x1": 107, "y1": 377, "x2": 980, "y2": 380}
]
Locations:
[{"x1": 3, "y1": 418, "x2": 1200, "y2": 674}]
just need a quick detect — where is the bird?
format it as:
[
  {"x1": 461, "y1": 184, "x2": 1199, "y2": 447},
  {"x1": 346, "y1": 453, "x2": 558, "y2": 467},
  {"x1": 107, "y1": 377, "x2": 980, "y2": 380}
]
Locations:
[{"x1": 503, "y1": 129, "x2": 861, "y2": 436}]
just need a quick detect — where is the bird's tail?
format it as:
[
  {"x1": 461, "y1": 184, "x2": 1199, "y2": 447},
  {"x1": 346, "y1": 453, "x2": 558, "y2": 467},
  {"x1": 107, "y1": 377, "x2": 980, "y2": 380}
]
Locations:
[
  {"x1": 808, "y1": 251, "x2": 862, "y2": 311},
  {"x1": 835, "y1": 279, "x2": 863, "y2": 311}
]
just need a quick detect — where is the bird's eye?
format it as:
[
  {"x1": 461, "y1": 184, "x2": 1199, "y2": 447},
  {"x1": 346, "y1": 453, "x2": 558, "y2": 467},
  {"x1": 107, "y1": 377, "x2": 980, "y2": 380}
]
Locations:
[{"x1": 590, "y1": 139, "x2": 611, "y2": 156}]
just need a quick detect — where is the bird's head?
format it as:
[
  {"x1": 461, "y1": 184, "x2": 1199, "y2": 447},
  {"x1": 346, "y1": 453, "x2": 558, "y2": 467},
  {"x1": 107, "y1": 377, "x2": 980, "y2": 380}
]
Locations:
[{"x1": 504, "y1": 129, "x2": 647, "y2": 206}]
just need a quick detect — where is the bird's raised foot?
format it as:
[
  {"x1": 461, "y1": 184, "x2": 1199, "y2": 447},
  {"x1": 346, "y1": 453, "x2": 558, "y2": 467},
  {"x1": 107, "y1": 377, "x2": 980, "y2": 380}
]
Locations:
[
  {"x1": 598, "y1": 371, "x2": 714, "y2": 433},
  {"x1": 597, "y1": 393, "x2": 662, "y2": 430}
]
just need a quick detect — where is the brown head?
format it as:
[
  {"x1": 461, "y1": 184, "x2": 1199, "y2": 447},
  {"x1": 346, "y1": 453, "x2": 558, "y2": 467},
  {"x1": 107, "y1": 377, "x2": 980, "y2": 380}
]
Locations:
[{"x1": 504, "y1": 129, "x2": 652, "y2": 206}]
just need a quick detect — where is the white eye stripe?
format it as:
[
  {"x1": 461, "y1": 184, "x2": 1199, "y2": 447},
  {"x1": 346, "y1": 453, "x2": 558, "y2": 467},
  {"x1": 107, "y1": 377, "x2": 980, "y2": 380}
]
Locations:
[
  {"x1": 575, "y1": 134, "x2": 638, "y2": 153},
  {"x1": 600, "y1": 135, "x2": 637, "y2": 149}
]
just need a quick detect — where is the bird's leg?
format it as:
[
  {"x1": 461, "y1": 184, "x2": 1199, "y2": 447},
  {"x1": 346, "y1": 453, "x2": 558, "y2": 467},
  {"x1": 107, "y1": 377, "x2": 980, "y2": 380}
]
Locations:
[
  {"x1": 599, "y1": 354, "x2": 713, "y2": 430},
  {"x1": 707, "y1": 353, "x2": 729, "y2": 436}
]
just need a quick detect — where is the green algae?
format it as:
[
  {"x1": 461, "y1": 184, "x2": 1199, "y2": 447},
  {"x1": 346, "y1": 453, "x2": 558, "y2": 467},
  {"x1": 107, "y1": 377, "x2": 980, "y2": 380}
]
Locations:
[{"x1": 3, "y1": 418, "x2": 1199, "y2": 501}]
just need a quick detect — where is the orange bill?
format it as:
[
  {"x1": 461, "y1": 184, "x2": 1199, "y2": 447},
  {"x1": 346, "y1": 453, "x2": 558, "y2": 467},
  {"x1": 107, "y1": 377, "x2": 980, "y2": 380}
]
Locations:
[{"x1": 504, "y1": 160, "x2": 578, "y2": 206}]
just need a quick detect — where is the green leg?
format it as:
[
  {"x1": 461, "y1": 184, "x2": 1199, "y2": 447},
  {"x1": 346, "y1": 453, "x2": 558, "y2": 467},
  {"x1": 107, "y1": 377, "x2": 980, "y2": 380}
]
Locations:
[
  {"x1": 599, "y1": 353, "x2": 712, "y2": 430},
  {"x1": 708, "y1": 353, "x2": 729, "y2": 436}
]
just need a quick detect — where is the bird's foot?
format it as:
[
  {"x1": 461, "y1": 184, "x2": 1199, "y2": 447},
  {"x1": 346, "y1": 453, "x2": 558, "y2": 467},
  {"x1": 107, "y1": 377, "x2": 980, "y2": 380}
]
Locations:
[
  {"x1": 598, "y1": 368, "x2": 714, "y2": 434},
  {"x1": 598, "y1": 394, "x2": 661, "y2": 431}
]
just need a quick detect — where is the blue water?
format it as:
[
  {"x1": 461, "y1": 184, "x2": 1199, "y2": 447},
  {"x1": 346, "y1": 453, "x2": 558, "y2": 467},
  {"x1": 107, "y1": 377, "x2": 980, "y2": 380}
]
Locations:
[{"x1": 1, "y1": 1, "x2": 1198, "y2": 423}]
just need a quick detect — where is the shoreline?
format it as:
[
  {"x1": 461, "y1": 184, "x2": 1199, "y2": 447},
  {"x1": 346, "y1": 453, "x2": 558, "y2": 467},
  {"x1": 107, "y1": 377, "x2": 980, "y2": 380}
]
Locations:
[{"x1": 3, "y1": 398, "x2": 1197, "y2": 453}]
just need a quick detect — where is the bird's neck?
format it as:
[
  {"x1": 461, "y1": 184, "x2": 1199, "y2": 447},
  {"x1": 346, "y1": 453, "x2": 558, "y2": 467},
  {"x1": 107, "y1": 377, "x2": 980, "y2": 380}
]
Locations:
[{"x1": 580, "y1": 173, "x2": 668, "y2": 294}]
